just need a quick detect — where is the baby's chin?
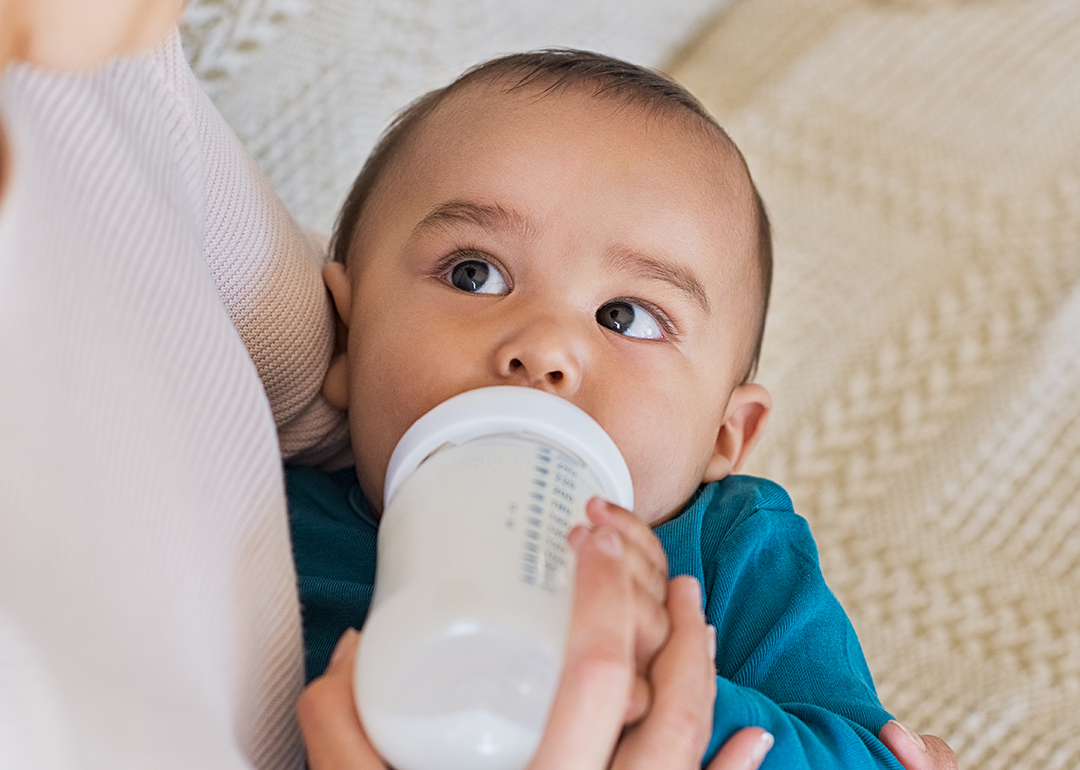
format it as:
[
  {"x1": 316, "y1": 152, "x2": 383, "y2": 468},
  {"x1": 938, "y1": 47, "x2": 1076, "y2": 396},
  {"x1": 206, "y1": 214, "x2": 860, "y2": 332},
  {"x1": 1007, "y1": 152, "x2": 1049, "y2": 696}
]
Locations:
[
  {"x1": 635, "y1": 488, "x2": 699, "y2": 527},
  {"x1": 627, "y1": 463, "x2": 714, "y2": 526},
  {"x1": 639, "y1": 506, "x2": 683, "y2": 528}
]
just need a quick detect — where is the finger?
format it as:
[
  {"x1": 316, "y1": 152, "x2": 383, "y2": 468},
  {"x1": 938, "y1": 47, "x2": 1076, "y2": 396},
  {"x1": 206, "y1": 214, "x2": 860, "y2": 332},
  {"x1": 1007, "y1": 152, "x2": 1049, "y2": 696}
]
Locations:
[
  {"x1": 574, "y1": 516, "x2": 670, "y2": 698},
  {"x1": 567, "y1": 523, "x2": 591, "y2": 551},
  {"x1": 705, "y1": 728, "x2": 775, "y2": 770},
  {"x1": 530, "y1": 527, "x2": 636, "y2": 770},
  {"x1": 623, "y1": 674, "x2": 652, "y2": 725},
  {"x1": 296, "y1": 628, "x2": 387, "y2": 770},
  {"x1": 922, "y1": 735, "x2": 959, "y2": 770},
  {"x1": 612, "y1": 576, "x2": 715, "y2": 770},
  {"x1": 580, "y1": 502, "x2": 671, "y2": 674},
  {"x1": 586, "y1": 497, "x2": 669, "y2": 602},
  {"x1": 878, "y1": 721, "x2": 958, "y2": 770},
  {"x1": 586, "y1": 497, "x2": 669, "y2": 579},
  {"x1": 632, "y1": 580, "x2": 671, "y2": 675}
]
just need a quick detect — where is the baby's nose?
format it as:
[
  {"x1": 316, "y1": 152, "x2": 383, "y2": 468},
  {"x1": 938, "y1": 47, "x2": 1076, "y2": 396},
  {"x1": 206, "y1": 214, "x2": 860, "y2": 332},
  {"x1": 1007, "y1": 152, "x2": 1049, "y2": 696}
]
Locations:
[{"x1": 494, "y1": 319, "x2": 583, "y2": 395}]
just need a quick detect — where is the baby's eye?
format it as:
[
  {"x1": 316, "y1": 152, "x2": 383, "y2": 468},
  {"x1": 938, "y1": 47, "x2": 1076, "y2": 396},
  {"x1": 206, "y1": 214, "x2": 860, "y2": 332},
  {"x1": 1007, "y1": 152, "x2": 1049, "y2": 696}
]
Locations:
[
  {"x1": 447, "y1": 259, "x2": 509, "y2": 295},
  {"x1": 596, "y1": 301, "x2": 663, "y2": 339}
]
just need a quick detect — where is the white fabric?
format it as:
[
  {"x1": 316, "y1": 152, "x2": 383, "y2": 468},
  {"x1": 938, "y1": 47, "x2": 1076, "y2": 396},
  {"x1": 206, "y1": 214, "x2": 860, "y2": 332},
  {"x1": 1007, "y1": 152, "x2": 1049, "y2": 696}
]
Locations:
[
  {"x1": 180, "y1": 0, "x2": 736, "y2": 234},
  {"x1": 194, "y1": 50, "x2": 350, "y2": 467},
  {"x1": 0, "y1": 32, "x2": 309, "y2": 769}
]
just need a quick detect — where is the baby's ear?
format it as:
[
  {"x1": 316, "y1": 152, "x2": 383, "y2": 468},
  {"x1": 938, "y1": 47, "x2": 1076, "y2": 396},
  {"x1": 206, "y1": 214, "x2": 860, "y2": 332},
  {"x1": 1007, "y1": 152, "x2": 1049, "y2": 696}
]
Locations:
[
  {"x1": 321, "y1": 262, "x2": 352, "y2": 410},
  {"x1": 702, "y1": 383, "x2": 771, "y2": 483}
]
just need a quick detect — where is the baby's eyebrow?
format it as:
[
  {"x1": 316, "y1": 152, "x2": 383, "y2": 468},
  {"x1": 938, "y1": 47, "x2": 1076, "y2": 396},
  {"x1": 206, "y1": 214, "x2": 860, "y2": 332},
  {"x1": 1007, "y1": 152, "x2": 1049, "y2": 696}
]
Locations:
[
  {"x1": 413, "y1": 201, "x2": 530, "y2": 238},
  {"x1": 606, "y1": 250, "x2": 711, "y2": 316},
  {"x1": 414, "y1": 200, "x2": 710, "y2": 315}
]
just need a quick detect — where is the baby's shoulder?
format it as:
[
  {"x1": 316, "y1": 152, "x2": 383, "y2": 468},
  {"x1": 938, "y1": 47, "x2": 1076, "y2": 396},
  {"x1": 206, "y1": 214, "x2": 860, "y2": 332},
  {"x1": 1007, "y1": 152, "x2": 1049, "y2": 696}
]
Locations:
[
  {"x1": 709, "y1": 474, "x2": 793, "y2": 513},
  {"x1": 696, "y1": 474, "x2": 798, "y2": 533},
  {"x1": 695, "y1": 475, "x2": 821, "y2": 565},
  {"x1": 657, "y1": 475, "x2": 815, "y2": 578}
]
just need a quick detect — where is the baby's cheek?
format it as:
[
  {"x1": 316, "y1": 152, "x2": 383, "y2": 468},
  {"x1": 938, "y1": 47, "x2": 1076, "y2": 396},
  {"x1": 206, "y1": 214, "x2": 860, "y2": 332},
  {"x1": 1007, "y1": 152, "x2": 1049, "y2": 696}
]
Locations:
[
  {"x1": 623, "y1": 455, "x2": 680, "y2": 525},
  {"x1": 347, "y1": 373, "x2": 411, "y2": 500},
  {"x1": 630, "y1": 432, "x2": 715, "y2": 525}
]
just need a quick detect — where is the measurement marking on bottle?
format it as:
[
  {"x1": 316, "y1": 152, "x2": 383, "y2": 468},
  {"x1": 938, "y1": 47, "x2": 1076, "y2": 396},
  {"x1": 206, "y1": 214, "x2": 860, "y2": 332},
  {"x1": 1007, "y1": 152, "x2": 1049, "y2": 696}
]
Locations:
[{"x1": 521, "y1": 444, "x2": 582, "y2": 591}]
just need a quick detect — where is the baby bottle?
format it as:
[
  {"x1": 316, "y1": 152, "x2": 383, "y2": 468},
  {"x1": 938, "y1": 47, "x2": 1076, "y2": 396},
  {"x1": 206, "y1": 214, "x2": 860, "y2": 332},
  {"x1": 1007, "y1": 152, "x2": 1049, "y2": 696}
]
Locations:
[{"x1": 354, "y1": 386, "x2": 634, "y2": 770}]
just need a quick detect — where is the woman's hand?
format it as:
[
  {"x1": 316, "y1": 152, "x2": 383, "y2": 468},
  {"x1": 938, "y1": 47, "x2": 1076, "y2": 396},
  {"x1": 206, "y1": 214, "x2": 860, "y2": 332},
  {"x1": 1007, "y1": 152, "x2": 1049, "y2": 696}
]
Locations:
[
  {"x1": 297, "y1": 526, "x2": 775, "y2": 770},
  {"x1": 295, "y1": 628, "x2": 380, "y2": 770},
  {"x1": 296, "y1": 526, "x2": 643, "y2": 770},
  {"x1": 574, "y1": 497, "x2": 671, "y2": 723},
  {"x1": 1, "y1": 0, "x2": 182, "y2": 70},
  {"x1": 297, "y1": 523, "x2": 957, "y2": 770}
]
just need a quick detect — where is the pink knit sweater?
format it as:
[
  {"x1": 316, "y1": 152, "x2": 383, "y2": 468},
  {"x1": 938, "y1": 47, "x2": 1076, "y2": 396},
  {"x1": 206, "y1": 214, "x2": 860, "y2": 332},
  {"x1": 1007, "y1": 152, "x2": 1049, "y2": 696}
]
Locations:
[{"x1": 0, "y1": 31, "x2": 342, "y2": 768}]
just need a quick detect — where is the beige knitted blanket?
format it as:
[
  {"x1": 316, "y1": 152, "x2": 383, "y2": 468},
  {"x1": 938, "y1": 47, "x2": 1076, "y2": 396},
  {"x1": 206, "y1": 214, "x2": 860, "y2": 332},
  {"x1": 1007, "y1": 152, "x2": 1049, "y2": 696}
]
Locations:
[
  {"x1": 184, "y1": 0, "x2": 1080, "y2": 766},
  {"x1": 671, "y1": 1, "x2": 1080, "y2": 766}
]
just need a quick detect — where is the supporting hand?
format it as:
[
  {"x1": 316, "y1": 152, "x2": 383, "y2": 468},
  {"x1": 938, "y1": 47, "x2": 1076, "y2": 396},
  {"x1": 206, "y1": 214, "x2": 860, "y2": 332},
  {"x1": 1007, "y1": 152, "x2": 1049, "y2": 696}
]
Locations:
[
  {"x1": 296, "y1": 629, "x2": 380, "y2": 770},
  {"x1": 297, "y1": 527, "x2": 775, "y2": 770},
  {"x1": 572, "y1": 497, "x2": 671, "y2": 723}
]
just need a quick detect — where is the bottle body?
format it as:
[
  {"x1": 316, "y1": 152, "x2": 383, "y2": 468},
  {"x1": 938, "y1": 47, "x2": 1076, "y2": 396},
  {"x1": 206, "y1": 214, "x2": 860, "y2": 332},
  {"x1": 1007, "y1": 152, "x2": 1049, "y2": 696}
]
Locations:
[
  {"x1": 355, "y1": 388, "x2": 633, "y2": 770},
  {"x1": 357, "y1": 434, "x2": 601, "y2": 770}
]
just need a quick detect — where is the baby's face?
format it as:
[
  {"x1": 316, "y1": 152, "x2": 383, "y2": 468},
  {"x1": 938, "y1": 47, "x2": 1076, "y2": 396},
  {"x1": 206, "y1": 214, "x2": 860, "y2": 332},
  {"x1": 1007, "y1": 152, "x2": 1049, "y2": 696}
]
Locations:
[{"x1": 336, "y1": 84, "x2": 763, "y2": 524}]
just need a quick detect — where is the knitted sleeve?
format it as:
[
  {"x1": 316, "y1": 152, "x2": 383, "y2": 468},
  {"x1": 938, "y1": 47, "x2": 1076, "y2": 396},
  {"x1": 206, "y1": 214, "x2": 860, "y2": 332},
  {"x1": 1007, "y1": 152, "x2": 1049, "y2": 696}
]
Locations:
[
  {"x1": 0, "y1": 32, "x2": 306, "y2": 769},
  {"x1": 701, "y1": 503, "x2": 901, "y2": 768},
  {"x1": 659, "y1": 479, "x2": 900, "y2": 769},
  {"x1": 186, "y1": 42, "x2": 351, "y2": 468}
]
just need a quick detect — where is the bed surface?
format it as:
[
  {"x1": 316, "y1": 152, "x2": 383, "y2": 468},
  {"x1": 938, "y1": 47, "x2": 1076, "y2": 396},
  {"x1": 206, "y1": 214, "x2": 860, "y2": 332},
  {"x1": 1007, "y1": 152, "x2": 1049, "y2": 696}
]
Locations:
[{"x1": 184, "y1": 1, "x2": 1080, "y2": 766}]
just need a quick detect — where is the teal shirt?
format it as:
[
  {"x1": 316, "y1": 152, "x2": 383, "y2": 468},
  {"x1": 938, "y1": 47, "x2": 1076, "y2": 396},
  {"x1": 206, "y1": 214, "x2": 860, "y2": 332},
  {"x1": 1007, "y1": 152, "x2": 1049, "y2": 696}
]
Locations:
[{"x1": 286, "y1": 466, "x2": 900, "y2": 769}]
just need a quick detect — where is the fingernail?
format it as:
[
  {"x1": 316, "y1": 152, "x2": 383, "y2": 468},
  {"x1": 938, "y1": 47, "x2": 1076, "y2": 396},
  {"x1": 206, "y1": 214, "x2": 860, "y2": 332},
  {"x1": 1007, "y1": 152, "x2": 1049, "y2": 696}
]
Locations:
[
  {"x1": 595, "y1": 529, "x2": 623, "y2": 559},
  {"x1": 585, "y1": 496, "x2": 606, "y2": 514},
  {"x1": 751, "y1": 731, "x2": 774, "y2": 765},
  {"x1": 706, "y1": 624, "x2": 717, "y2": 662},
  {"x1": 890, "y1": 720, "x2": 927, "y2": 754},
  {"x1": 567, "y1": 524, "x2": 590, "y2": 551},
  {"x1": 329, "y1": 627, "x2": 358, "y2": 667}
]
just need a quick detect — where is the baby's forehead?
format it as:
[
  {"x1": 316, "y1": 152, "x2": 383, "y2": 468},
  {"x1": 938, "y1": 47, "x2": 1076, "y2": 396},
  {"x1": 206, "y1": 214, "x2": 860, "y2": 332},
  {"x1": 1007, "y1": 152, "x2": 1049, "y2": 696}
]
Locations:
[
  {"x1": 378, "y1": 78, "x2": 759, "y2": 260},
  {"x1": 383, "y1": 79, "x2": 754, "y2": 227},
  {"x1": 412, "y1": 82, "x2": 756, "y2": 267},
  {"x1": 418, "y1": 76, "x2": 738, "y2": 159}
]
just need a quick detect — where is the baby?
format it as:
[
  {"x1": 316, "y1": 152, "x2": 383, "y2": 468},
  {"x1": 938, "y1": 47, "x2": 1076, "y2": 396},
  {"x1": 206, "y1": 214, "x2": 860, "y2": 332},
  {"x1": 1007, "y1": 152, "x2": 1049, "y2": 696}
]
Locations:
[{"x1": 287, "y1": 50, "x2": 902, "y2": 768}]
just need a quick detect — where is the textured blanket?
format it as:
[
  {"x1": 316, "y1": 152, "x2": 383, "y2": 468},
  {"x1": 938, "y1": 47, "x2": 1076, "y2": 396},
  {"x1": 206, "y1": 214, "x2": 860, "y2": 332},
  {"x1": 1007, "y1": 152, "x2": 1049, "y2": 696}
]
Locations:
[
  {"x1": 184, "y1": 1, "x2": 1080, "y2": 767},
  {"x1": 672, "y1": 2, "x2": 1080, "y2": 767}
]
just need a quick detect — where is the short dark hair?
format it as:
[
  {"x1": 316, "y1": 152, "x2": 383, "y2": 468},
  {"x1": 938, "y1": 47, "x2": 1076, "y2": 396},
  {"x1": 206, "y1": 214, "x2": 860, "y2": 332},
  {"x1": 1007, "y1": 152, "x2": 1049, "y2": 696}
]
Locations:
[{"x1": 330, "y1": 49, "x2": 771, "y2": 382}]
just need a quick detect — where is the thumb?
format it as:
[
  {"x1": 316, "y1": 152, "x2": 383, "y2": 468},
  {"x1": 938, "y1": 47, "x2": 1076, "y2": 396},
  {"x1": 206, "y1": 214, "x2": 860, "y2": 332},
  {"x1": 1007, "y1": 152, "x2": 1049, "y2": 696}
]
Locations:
[
  {"x1": 529, "y1": 527, "x2": 636, "y2": 770},
  {"x1": 297, "y1": 628, "x2": 386, "y2": 770}
]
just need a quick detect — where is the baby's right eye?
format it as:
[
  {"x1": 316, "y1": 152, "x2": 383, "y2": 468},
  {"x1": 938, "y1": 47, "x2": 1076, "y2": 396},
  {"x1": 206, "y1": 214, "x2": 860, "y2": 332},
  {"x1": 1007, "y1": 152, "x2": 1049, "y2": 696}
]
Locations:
[{"x1": 446, "y1": 258, "x2": 509, "y2": 295}]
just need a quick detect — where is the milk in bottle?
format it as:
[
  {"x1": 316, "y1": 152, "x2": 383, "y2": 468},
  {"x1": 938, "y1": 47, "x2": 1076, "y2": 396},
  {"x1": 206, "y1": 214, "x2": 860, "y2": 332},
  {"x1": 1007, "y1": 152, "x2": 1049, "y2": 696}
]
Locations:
[{"x1": 355, "y1": 386, "x2": 634, "y2": 770}]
